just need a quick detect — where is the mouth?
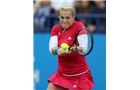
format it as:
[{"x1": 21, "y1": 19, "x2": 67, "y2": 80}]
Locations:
[
  {"x1": 62, "y1": 24, "x2": 68, "y2": 26},
  {"x1": 62, "y1": 24, "x2": 69, "y2": 29}
]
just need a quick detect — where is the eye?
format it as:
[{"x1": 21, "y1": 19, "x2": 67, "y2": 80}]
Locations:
[
  {"x1": 60, "y1": 16, "x2": 64, "y2": 19},
  {"x1": 66, "y1": 17, "x2": 70, "y2": 19}
]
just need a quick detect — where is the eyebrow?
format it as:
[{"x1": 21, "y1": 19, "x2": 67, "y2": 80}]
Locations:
[{"x1": 60, "y1": 16, "x2": 71, "y2": 19}]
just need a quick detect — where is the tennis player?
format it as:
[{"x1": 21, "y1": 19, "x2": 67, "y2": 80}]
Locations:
[{"x1": 47, "y1": 5, "x2": 94, "y2": 90}]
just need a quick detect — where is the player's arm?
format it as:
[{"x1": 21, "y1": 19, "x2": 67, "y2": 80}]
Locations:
[
  {"x1": 49, "y1": 36, "x2": 69, "y2": 56},
  {"x1": 49, "y1": 36, "x2": 58, "y2": 55},
  {"x1": 78, "y1": 34, "x2": 88, "y2": 54},
  {"x1": 49, "y1": 25, "x2": 62, "y2": 55},
  {"x1": 76, "y1": 23, "x2": 88, "y2": 54},
  {"x1": 71, "y1": 34, "x2": 88, "y2": 55}
]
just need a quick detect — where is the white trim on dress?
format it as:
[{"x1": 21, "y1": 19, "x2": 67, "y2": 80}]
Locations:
[{"x1": 62, "y1": 69, "x2": 89, "y2": 76}]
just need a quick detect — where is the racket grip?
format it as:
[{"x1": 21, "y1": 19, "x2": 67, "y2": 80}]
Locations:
[
  {"x1": 75, "y1": 46, "x2": 78, "y2": 52},
  {"x1": 68, "y1": 46, "x2": 78, "y2": 52},
  {"x1": 68, "y1": 46, "x2": 71, "y2": 51}
]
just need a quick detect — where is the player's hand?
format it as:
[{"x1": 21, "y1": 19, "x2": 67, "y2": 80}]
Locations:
[
  {"x1": 70, "y1": 46, "x2": 83, "y2": 53},
  {"x1": 57, "y1": 48, "x2": 65, "y2": 56},
  {"x1": 70, "y1": 46, "x2": 77, "y2": 52},
  {"x1": 57, "y1": 48, "x2": 71, "y2": 56},
  {"x1": 65, "y1": 50, "x2": 71, "y2": 54}
]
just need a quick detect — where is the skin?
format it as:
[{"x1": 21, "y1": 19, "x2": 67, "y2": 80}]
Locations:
[{"x1": 59, "y1": 10, "x2": 74, "y2": 31}]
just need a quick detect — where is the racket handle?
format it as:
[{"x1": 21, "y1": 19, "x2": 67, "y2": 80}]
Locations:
[{"x1": 68, "y1": 46, "x2": 78, "y2": 52}]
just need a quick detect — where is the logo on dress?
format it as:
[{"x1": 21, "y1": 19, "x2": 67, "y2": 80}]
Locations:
[
  {"x1": 73, "y1": 85, "x2": 77, "y2": 88},
  {"x1": 68, "y1": 37, "x2": 72, "y2": 40}
]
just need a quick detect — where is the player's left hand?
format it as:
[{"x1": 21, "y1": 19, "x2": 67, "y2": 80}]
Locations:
[
  {"x1": 65, "y1": 50, "x2": 71, "y2": 54},
  {"x1": 70, "y1": 46, "x2": 77, "y2": 52}
]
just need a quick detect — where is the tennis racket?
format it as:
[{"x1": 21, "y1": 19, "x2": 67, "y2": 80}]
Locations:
[{"x1": 68, "y1": 27, "x2": 94, "y2": 56}]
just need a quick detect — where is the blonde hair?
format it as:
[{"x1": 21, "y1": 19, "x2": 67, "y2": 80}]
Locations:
[{"x1": 59, "y1": 5, "x2": 75, "y2": 16}]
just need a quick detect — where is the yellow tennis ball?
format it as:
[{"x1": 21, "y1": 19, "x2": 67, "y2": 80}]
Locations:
[{"x1": 61, "y1": 43, "x2": 69, "y2": 50}]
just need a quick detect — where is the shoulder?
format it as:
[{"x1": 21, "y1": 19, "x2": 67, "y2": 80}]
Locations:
[
  {"x1": 73, "y1": 21, "x2": 85, "y2": 29},
  {"x1": 74, "y1": 21, "x2": 84, "y2": 25},
  {"x1": 51, "y1": 24, "x2": 62, "y2": 36},
  {"x1": 52, "y1": 24, "x2": 61, "y2": 30}
]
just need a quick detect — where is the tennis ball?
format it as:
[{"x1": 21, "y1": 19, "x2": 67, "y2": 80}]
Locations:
[{"x1": 61, "y1": 43, "x2": 69, "y2": 50}]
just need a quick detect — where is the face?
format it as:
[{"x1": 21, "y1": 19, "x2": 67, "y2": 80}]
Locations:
[{"x1": 59, "y1": 10, "x2": 74, "y2": 30}]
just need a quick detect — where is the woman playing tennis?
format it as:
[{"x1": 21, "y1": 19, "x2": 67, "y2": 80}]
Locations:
[{"x1": 47, "y1": 5, "x2": 94, "y2": 90}]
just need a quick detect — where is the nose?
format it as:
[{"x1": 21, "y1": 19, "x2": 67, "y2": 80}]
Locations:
[{"x1": 63, "y1": 18, "x2": 67, "y2": 22}]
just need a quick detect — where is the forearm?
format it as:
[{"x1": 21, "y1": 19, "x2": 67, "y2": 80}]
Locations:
[
  {"x1": 49, "y1": 36, "x2": 58, "y2": 55},
  {"x1": 49, "y1": 36, "x2": 70, "y2": 56},
  {"x1": 51, "y1": 46, "x2": 57, "y2": 55},
  {"x1": 77, "y1": 34, "x2": 88, "y2": 54}
]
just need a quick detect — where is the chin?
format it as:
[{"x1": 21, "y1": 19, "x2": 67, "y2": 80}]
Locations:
[{"x1": 62, "y1": 26, "x2": 69, "y2": 29}]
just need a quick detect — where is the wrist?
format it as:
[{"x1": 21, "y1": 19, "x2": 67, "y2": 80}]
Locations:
[
  {"x1": 76, "y1": 46, "x2": 83, "y2": 53},
  {"x1": 54, "y1": 47, "x2": 60, "y2": 54}
]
